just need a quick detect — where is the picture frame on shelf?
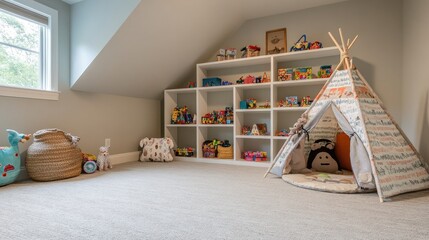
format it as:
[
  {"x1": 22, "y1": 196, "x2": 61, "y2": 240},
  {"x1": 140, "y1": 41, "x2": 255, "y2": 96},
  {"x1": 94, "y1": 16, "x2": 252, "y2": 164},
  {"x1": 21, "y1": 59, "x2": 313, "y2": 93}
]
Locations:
[{"x1": 266, "y1": 28, "x2": 287, "y2": 55}]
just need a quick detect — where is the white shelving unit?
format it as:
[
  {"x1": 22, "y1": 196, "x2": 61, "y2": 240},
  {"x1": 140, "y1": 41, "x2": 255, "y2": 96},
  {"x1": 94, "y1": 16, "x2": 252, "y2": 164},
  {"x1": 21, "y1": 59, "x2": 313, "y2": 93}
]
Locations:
[{"x1": 164, "y1": 47, "x2": 339, "y2": 167}]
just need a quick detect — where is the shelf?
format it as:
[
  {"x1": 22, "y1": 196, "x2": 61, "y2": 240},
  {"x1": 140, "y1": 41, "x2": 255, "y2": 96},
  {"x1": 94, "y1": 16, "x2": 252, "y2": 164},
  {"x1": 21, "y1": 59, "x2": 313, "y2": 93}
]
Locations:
[
  {"x1": 273, "y1": 47, "x2": 339, "y2": 62},
  {"x1": 235, "y1": 83, "x2": 271, "y2": 89},
  {"x1": 235, "y1": 108, "x2": 271, "y2": 113},
  {"x1": 272, "y1": 136, "x2": 290, "y2": 140},
  {"x1": 273, "y1": 107, "x2": 309, "y2": 112},
  {"x1": 164, "y1": 88, "x2": 197, "y2": 94},
  {"x1": 198, "y1": 55, "x2": 271, "y2": 70},
  {"x1": 236, "y1": 135, "x2": 271, "y2": 139},
  {"x1": 166, "y1": 124, "x2": 197, "y2": 127},
  {"x1": 199, "y1": 124, "x2": 234, "y2": 127},
  {"x1": 198, "y1": 85, "x2": 234, "y2": 92},
  {"x1": 166, "y1": 45, "x2": 339, "y2": 167},
  {"x1": 272, "y1": 78, "x2": 329, "y2": 87}
]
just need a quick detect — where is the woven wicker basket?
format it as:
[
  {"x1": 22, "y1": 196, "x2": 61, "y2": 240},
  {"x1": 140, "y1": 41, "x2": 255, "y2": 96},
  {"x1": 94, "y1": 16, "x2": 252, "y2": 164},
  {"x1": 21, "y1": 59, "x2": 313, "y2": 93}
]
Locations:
[
  {"x1": 217, "y1": 145, "x2": 233, "y2": 159},
  {"x1": 26, "y1": 129, "x2": 82, "y2": 181}
]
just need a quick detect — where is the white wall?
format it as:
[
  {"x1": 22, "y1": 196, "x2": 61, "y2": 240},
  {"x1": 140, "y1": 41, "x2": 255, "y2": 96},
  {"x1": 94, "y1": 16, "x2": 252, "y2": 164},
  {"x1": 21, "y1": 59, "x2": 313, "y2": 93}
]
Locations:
[
  {"x1": 402, "y1": 0, "x2": 429, "y2": 160},
  {"x1": 70, "y1": 0, "x2": 140, "y2": 85},
  {"x1": 0, "y1": 0, "x2": 161, "y2": 157},
  {"x1": 214, "y1": 0, "x2": 403, "y2": 121}
]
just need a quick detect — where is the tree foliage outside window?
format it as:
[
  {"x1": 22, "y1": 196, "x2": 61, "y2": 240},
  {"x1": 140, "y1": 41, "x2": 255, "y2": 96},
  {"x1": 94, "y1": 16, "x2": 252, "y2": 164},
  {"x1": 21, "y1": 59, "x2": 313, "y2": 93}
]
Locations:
[{"x1": 0, "y1": 10, "x2": 42, "y2": 89}]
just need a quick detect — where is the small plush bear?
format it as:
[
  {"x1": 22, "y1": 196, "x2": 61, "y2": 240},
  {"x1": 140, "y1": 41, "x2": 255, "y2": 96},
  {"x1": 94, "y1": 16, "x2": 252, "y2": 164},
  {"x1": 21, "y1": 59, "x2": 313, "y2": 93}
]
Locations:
[
  {"x1": 307, "y1": 139, "x2": 339, "y2": 173},
  {"x1": 97, "y1": 146, "x2": 112, "y2": 171}
]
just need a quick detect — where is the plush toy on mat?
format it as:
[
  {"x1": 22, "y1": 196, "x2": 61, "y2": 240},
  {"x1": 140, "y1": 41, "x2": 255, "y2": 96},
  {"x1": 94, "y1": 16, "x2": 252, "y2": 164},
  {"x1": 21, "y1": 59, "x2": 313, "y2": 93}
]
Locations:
[
  {"x1": 139, "y1": 137, "x2": 174, "y2": 162},
  {"x1": 97, "y1": 146, "x2": 112, "y2": 171},
  {"x1": 307, "y1": 139, "x2": 339, "y2": 173}
]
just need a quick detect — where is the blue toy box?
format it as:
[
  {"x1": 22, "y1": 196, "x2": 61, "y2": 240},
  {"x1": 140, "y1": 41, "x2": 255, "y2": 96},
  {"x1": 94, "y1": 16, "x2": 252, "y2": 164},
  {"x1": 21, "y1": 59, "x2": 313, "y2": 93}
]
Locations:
[{"x1": 203, "y1": 77, "x2": 222, "y2": 87}]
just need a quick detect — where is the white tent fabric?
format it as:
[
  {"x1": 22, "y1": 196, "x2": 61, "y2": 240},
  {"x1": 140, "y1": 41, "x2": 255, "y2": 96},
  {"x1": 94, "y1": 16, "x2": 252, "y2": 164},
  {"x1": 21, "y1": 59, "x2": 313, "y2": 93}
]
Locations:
[{"x1": 268, "y1": 69, "x2": 429, "y2": 201}]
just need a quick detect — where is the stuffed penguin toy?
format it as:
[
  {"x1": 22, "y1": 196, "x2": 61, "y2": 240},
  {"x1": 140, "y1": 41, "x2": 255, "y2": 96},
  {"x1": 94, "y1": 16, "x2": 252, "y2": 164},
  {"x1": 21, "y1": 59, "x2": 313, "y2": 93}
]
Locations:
[{"x1": 307, "y1": 139, "x2": 339, "y2": 173}]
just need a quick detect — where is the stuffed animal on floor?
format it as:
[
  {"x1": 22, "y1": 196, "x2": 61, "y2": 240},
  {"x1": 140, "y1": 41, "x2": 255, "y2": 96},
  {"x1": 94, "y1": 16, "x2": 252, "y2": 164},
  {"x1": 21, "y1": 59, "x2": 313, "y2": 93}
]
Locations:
[
  {"x1": 307, "y1": 139, "x2": 339, "y2": 173},
  {"x1": 97, "y1": 146, "x2": 112, "y2": 171}
]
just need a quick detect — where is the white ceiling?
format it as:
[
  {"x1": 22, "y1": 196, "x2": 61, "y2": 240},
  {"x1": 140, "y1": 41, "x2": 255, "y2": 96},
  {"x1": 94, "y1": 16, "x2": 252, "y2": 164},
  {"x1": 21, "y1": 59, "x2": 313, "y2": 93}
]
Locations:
[
  {"x1": 62, "y1": 0, "x2": 84, "y2": 4},
  {"x1": 71, "y1": 0, "x2": 349, "y2": 99}
]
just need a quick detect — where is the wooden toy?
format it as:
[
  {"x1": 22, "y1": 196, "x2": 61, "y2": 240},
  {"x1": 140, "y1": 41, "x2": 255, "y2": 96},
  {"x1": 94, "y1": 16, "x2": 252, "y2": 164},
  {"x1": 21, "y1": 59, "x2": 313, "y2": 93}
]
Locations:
[
  {"x1": 318, "y1": 65, "x2": 333, "y2": 78},
  {"x1": 203, "y1": 77, "x2": 222, "y2": 87},
  {"x1": 175, "y1": 147, "x2": 194, "y2": 157},
  {"x1": 226, "y1": 48, "x2": 237, "y2": 60},
  {"x1": 258, "y1": 100, "x2": 270, "y2": 109},
  {"x1": 293, "y1": 67, "x2": 312, "y2": 80},
  {"x1": 241, "y1": 45, "x2": 261, "y2": 58},
  {"x1": 278, "y1": 68, "x2": 293, "y2": 81}
]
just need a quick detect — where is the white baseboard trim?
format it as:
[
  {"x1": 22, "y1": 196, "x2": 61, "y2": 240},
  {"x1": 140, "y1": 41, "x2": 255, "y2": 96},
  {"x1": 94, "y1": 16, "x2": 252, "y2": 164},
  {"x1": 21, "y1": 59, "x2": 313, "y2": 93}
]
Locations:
[{"x1": 109, "y1": 151, "x2": 140, "y2": 165}]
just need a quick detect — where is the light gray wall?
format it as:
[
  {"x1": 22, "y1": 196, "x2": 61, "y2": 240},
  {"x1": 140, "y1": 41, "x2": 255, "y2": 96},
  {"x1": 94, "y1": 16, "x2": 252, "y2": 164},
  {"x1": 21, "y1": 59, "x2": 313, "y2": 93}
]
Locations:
[
  {"x1": 402, "y1": 0, "x2": 429, "y2": 160},
  {"x1": 0, "y1": 0, "x2": 161, "y2": 156},
  {"x1": 214, "y1": 0, "x2": 403, "y2": 121},
  {"x1": 70, "y1": 0, "x2": 140, "y2": 85}
]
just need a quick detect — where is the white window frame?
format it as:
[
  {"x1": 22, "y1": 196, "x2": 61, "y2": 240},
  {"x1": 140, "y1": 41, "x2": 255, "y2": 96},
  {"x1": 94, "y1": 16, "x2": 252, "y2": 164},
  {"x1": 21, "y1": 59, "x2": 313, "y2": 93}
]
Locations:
[{"x1": 0, "y1": 0, "x2": 59, "y2": 100}]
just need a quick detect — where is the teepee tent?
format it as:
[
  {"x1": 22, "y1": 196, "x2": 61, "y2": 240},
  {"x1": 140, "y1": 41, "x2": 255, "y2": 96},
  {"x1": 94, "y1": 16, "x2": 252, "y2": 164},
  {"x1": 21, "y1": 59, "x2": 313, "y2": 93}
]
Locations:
[{"x1": 265, "y1": 29, "x2": 429, "y2": 202}]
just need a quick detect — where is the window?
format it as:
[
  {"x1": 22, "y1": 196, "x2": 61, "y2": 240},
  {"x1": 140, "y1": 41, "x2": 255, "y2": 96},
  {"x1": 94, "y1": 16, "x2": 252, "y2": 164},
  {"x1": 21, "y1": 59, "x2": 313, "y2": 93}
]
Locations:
[{"x1": 0, "y1": 0, "x2": 58, "y2": 100}]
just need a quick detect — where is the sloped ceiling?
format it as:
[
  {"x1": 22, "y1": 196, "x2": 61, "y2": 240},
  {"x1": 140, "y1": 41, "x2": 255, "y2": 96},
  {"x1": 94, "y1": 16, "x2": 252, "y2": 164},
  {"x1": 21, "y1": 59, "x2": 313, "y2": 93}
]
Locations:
[{"x1": 71, "y1": 0, "x2": 348, "y2": 99}]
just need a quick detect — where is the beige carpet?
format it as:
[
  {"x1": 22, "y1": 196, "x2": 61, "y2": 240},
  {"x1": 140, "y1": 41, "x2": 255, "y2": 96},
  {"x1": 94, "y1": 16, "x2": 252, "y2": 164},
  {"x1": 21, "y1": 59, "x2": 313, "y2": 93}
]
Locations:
[{"x1": 1, "y1": 161, "x2": 429, "y2": 240}]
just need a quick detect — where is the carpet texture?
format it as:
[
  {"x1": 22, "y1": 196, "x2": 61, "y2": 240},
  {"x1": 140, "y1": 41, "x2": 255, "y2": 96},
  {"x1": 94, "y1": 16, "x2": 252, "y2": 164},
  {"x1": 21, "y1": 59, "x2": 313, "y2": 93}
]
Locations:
[{"x1": 1, "y1": 161, "x2": 429, "y2": 240}]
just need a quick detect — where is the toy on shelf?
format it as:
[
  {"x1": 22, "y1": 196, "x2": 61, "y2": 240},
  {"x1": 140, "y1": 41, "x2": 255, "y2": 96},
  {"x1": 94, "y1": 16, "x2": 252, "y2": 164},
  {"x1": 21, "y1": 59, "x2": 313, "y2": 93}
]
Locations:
[
  {"x1": 290, "y1": 34, "x2": 323, "y2": 52},
  {"x1": 300, "y1": 96, "x2": 312, "y2": 107},
  {"x1": 201, "y1": 107, "x2": 233, "y2": 124},
  {"x1": 290, "y1": 34, "x2": 310, "y2": 52},
  {"x1": 241, "y1": 45, "x2": 261, "y2": 58},
  {"x1": 0, "y1": 129, "x2": 30, "y2": 186},
  {"x1": 236, "y1": 77, "x2": 244, "y2": 84},
  {"x1": 216, "y1": 49, "x2": 226, "y2": 61},
  {"x1": 221, "y1": 80, "x2": 233, "y2": 86},
  {"x1": 258, "y1": 100, "x2": 271, "y2": 109},
  {"x1": 187, "y1": 81, "x2": 196, "y2": 88},
  {"x1": 244, "y1": 75, "x2": 255, "y2": 84},
  {"x1": 278, "y1": 68, "x2": 293, "y2": 81},
  {"x1": 202, "y1": 139, "x2": 223, "y2": 158},
  {"x1": 294, "y1": 67, "x2": 313, "y2": 80},
  {"x1": 286, "y1": 96, "x2": 299, "y2": 107},
  {"x1": 175, "y1": 147, "x2": 194, "y2": 157},
  {"x1": 310, "y1": 41, "x2": 323, "y2": 49},
  {"x1": 262, "y1": 72, "x2": 270, "y2": 83},
  {"x1": 203, "y1": 77, "x2": 222, "y2": 87},
  {"x1": 217, "y1": 140, "x2": 233, "y2": 159},
  {"x1": 82, "y1": 153, "x2": 97, "y2": 174},
  {"x1": 318, "y1": 65, "x2": 333, "y2": 78},
  {"x1": 171, "y1": 106, "x2": 194, "y2": 124},
  {"x1": 275, "y1": 129, "x2": 289, "y2": 137},
  {"x1": 217, "y1": 48, "x2": 237, "y2": 61},
  {"x1": 243, "y1": 151, "x2": 267, "y2": 161},
  {"x1": 241, "y1": 124, "x2": 268, "y2": 136},
  {"x1": 247, "y1": 98, "x2": 257, "y2": 109},
  {"x1": 226, "y1": 48, "x2": 237, "y2": 60}
]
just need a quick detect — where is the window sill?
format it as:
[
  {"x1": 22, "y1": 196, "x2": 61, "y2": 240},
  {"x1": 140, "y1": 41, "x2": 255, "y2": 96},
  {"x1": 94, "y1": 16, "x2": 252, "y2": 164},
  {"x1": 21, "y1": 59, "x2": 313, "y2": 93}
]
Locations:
[{"x1": 0, "y1": 85, "x2": 60, "y2": 100}]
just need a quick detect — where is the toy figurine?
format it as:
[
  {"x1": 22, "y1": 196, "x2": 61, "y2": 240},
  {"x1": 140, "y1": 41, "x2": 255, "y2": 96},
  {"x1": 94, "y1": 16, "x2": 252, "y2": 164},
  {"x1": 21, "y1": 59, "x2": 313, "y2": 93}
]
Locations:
[
  {"x1": 187, "y1": 81, "x2": 196, "y2": 88},
  {"x1": 278, "y1": 99, "x2": 286, "y2": 107},
  {"x1": 236, "y1": 77, "x2": 244, "y2": 84},
  {"x1": 241, "y1": 126, "x2": 251, "y2": 135},
  {"x1": 251, "y1": 124, "x2": 260, "y2": 135},
  {"x1": 244, "y1": 75, "x2": 255, "y2": 84},
  {"x1": 246, "y1": 98, "x2": 257, "y2": 109},
  {"x1": 300, "y1": 96, "x2": 311, "y2": 107},
  {"x1": 310, "y1": 41, "x2": 323, "y2": 49},
  {"x1": 241, "y1": 45, "x2": 261, "y2": 58},
  {"x1": 262, "y1": 72, "x2": 270, "y2": 83}
]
